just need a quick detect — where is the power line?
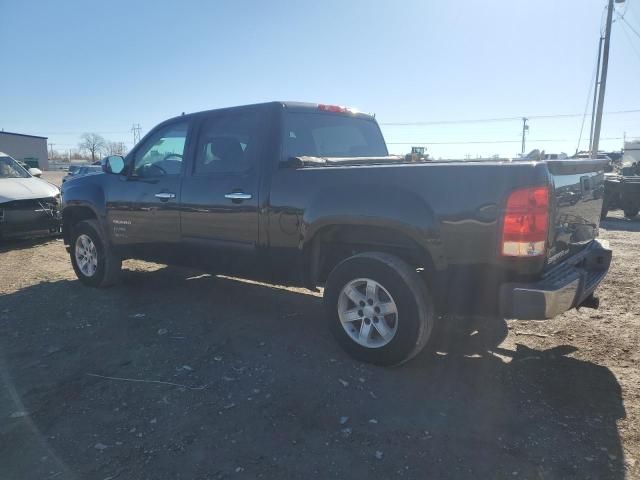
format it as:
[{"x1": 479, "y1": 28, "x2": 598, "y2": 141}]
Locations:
[
  {"x1": 620, "y1": 17, "x2": 640, "y2": 63},
  {"x1": 379, "y1": 108, "x2": 640, "y2": 126},
  {"x1": 616, "y1": 9, "x2": 640, "y2": 55},
  {"x1": 619, "y1": 13, "x2": 640, "y2": 40},
  {"x1": 11, "y1": 108, "x2": 640, "y2": 136},
  {"x1": 385, "y1": 136, "x2": 632, "y2": 146},
  {"x1": 34, "y1": 130, "x2": 130, "y2": 135}
]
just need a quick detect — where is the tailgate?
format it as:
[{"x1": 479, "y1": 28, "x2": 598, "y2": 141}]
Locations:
[{"x1": 546, "y1": 159, "x2": 609, "y2": 266}]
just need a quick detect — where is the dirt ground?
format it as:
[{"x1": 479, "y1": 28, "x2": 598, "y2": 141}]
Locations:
[{"x1": 0, "y1": 205, "x2": 638, "y2": 479}]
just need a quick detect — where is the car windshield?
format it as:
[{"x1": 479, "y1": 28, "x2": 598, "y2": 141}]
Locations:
[
  {"x1": 0, "y1": 156, "x2": 30, "y2": 179},
  {"x1": 283, "y1": 112, "x2": 388, "y2": 158}
]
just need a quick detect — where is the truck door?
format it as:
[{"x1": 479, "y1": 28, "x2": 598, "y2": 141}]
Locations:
[
  {"x1": 179, "y1": 107, "x2": 266, "y2": 272},
  {"x1": 106, "y1": 119, "x2": 191, "y2": 254}
]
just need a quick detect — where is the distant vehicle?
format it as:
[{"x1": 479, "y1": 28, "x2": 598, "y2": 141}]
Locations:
[
  {"x1": 573, "y1": 151, "x2": 613, "y2": 160},
  {"x1": 542, "y1": 153, "x2": 568, "y2": 160},
  {"x1": 0, "y1": 152, "x2": 61, "y2": 240},
  {"x1": 601, "y1": 163, "x2": 640, "y2": 219},
  {"x1": 572, "y1": 152, "x2": 615, "y2": 172},
  {"x1": 61, "y1": 101, "x2": 611, "y2": 365},
  {"x1": 62, "y1": 165, "x2": 102, "y2": 183},
  {"x1": 517, "y1": 150, "x2": 570, "y2": 161},
  {"x1": 406, "y1": 146, "x2": 430, "y2": 162}
]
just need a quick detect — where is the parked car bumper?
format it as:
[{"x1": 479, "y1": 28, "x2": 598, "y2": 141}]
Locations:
[
  {"x1": 0, "y1": 198, "x2": 62, "y2": 239},
  {"x1": 499, "y1": 239, "x2": 612, "y2": 319}
]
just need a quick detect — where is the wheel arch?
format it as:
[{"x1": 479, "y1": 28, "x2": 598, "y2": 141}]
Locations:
[
  {"x1": 303, "y1": 221, "x2": 444, "y2": 288},
  {"x1": 62, "y1": 204, "x2": 101, "y2": 245}
]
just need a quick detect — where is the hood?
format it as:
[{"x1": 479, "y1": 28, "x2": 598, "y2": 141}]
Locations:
[{"x1": 0, "y1": 177, "x2": 60, "y2": 203}]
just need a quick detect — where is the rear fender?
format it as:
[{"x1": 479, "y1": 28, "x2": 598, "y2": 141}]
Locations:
[{"x1": 301, "y1": 186, "x2": 446, "y2": 270}]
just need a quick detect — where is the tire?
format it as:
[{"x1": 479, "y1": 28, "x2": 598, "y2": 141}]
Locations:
[
  {"x1": 600, "y1": 200, "x2": 609, "y2": 220},
  {"x1": 324, "y1": 252, "x2": 434, "y2": 366},
  {"x1": 624, "y1": 208, "x2": 639, "y2": 219},
  {"x1": 70, "y1": 219, "x2": 121, "y2": 287}
]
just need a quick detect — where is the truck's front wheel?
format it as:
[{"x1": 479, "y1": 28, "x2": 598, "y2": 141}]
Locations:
[
  {"x1": 324, "y1": 252, "x2": 434, "y2": 366},
  {"x1": 70, "y1": 220, "x2": 122, "y2": 287}
]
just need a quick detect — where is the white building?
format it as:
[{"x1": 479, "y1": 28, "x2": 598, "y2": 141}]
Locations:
[
  {"x1": 624, "y1": 140, "x2": 640, "y2": 164},
  {"x1": 0, "y1": 131, "x2": 49, "y2": 170}
]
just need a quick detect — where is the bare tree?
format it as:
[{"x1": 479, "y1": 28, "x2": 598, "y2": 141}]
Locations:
[
  {"x1": 106, "y1": 141, "x2": 128, "y2": 156},
  {"x1": 78, "y1": 133, "x2": 106, "y2": 162}
]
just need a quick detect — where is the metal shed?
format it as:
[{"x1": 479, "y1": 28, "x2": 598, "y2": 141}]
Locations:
[{"x1": 0, "y1": 131, "x2": 49, "y2": 170}]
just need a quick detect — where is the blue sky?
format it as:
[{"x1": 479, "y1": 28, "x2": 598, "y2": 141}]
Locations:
[{"x1": 1, "y1": 0, "x2": 639, "y2": 158}]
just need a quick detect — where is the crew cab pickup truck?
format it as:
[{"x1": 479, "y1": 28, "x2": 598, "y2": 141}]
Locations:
[{"x1": 61, "y1": 102, "x2": 612, "y2": 365}]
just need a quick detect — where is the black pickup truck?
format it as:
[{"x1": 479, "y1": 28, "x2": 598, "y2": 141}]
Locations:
[{"x1": 61, "y1": 101, "x2": 612, "y2": 365}]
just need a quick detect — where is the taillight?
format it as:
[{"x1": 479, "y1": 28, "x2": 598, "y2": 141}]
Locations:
[
  {"x1": 318, "y1": 104, "x2": 349, "y2": 113},
  {"x1": 501, "y1": 185, "x2": 549, "y2": 257}
]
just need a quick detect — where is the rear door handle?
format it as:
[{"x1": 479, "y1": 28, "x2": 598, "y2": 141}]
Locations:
[
  {"x1": 155, "y1": 192, "x2": 176, "y2": 200},
  {"x1": 224, "y1": 192, "x2": 252, "y2": 200}
]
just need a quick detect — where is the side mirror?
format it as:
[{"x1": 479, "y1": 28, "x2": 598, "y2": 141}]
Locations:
[
  {"x1": 102, "y1": 155, "x2": 125, "y2": 175},
  {"x1": 28, "y1": 167, "x2": 43, "y2": 177}
]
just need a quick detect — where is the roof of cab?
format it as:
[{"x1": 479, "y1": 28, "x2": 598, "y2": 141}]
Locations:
[{"x1": 163, "y1": 101, "x2": 375, "y2": 124}]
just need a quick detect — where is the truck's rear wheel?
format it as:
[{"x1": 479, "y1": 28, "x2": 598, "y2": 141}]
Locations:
[
  {"x1": 624, "y1": 208, "x2": 639, "y2": 219},
  {"x1": 600, "y1": 199, "x2": 609, "y2": 220},
  {"x1": 324, "y1": 252, "x2": 434, "y2": 366},
  {"x1": 70, "y1": 220, "x2": 121, "y2": 287}
]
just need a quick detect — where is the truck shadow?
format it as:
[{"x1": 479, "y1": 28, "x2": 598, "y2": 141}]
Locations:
[
  {"x1": 601, "y1": 216, "x2": 640, "y2": 232},
  {"x1": 0, "y1": 267, "x2": 627, "y2": 479}
]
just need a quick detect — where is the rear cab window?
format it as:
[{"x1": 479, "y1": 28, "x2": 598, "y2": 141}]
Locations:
[{"x1": 282, "y1": 112, "x2": 388, "y2": 159}]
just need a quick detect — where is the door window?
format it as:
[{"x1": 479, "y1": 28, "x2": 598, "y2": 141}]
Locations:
[
  {"x1": 194, "y1": 112, "x2": 261, "y2": 175},
  {"x1": 133, "y1": 122, "x2": 189, "y2": 177}
]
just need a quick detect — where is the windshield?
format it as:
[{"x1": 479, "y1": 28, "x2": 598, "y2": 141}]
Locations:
[
  {"x1": 283, "y1": 112, "x2": 388, "y2": 158},
  {"x1": 0, "y1": 156, "x2": 30, "y2": 179}
]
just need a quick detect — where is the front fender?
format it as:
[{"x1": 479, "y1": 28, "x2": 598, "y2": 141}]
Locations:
[
  {"x1": 301, "y1": 186, "x2": 447, "y2": 270},
  {"x1": 61, "y1": 177, "x2": 108, "y2": 238}
]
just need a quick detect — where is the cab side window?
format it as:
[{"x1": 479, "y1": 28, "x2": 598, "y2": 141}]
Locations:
[
  {"x1": 194, "y1": 112, "x2": 260, "y2": 175},
  {"x1": 133, "y1": 122, "x2": 189, "y2": 177}
]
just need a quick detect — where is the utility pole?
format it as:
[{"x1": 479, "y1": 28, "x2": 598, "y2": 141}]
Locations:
[
  {"x1": 48, "y1": 143, "x2": 55, "y2": 158},
  {"x1": 589, "y1": 36, "x2": 604, "y2": 154},
  {"x1": 131, "y1": 123, "x2": 141, "y2": 145},
  {"x1": 521, "y1": 117, "x2": 529, "y2": 155},
  {"x1": 591, "y1": 0, "x2": 625, "y2": 158}
]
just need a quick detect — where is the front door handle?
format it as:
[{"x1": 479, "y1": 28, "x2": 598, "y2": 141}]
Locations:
[
  {"x1": 224, "y1": 192, "x2": 252, "y2": 200},
  {"x1": 155, "y1": 192, "x2": 176, "y2": 201}
]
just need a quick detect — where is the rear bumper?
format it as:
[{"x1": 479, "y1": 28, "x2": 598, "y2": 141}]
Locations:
[{"x1": 499, "y1": 239, "x2": 612, "y2": 319}]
